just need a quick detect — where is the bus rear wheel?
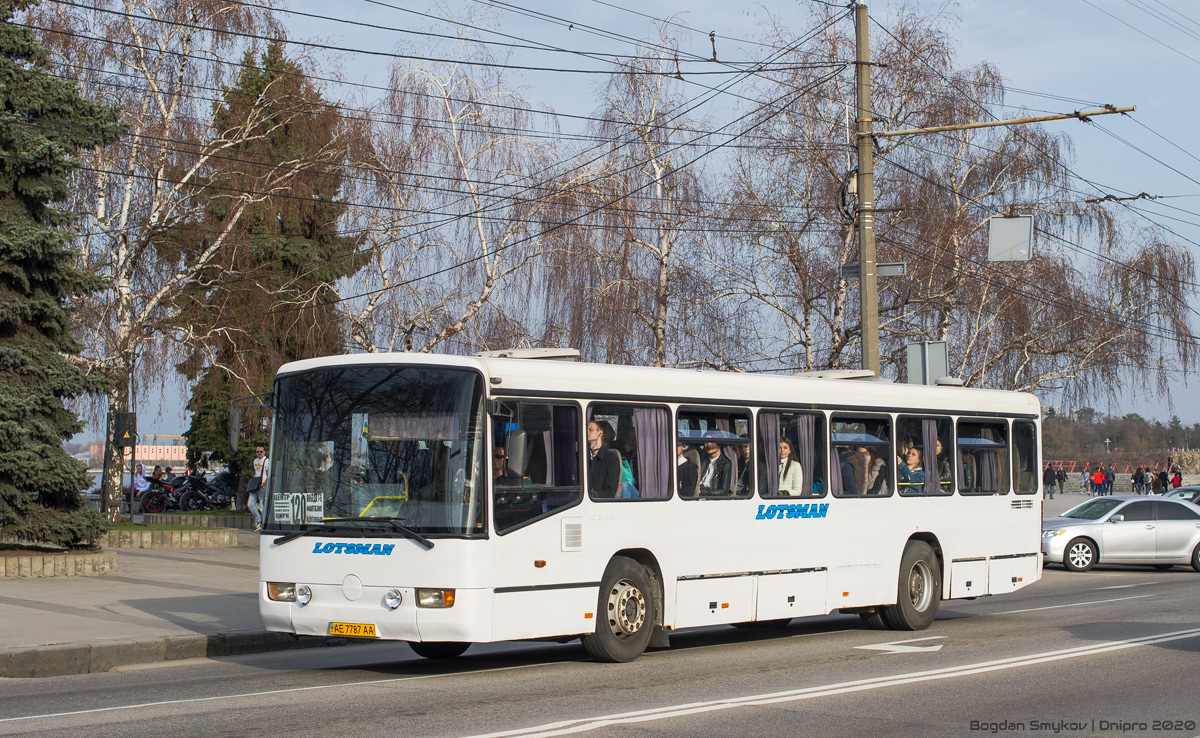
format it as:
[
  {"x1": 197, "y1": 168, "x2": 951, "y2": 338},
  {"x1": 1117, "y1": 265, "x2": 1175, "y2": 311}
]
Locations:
[
  {"x1": 582, "y1": 556, "x2": 656, "y2": 663},
  {"x1": 408, "y1": 641, "x2": 469, "y2": 659},
  {"x1": 881, "y1": 541, "x2": 941, "y2": 631}
]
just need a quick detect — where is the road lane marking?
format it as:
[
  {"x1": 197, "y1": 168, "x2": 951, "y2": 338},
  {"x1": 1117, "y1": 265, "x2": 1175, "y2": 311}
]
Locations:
[
  {"x1": 1095, "y1": 582, "x2": 1159, "y2": 590},
  {"x1": 994, "y1": 593, "x2": 1154, "y2": 614},
  {"x1": 855, "y1": 636, "x2": 945, "y2": 654},
  {"x1": 458, "y1": 626, "x2": 1200, "y2": 738},
  {"x1": 0, "y1": 660, "x2": 572, "y2": 724}
]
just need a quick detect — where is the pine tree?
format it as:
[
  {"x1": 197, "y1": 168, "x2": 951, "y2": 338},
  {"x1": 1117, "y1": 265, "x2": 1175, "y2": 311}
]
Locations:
[
  {"x1": 0, "y1": 0, "x2": 123, "y2": 545},
  {"x1": 174, "y1": 42, "x2": 363, "y2": 474}
]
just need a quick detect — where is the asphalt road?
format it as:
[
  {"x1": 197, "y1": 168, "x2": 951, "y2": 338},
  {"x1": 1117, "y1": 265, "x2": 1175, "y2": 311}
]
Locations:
[{"x1": 2, "y1": 562, "x2": 1198, "y2": 738}]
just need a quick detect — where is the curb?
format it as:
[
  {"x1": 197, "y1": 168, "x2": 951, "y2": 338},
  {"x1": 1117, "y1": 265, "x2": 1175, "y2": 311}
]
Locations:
[
  {"x1": 100, "y1": 528, "x2": 239, "y2": 548},
  {"x1": 0, "y1": 631, "x2": 352, "y2": 678},
  {"x1": 0, "y1": 551, "x2": 117, "y2": 579}
]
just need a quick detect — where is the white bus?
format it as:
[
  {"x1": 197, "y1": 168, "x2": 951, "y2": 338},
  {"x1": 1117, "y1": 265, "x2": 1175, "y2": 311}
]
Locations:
[{"x1": 255, "y1": 350, "x2": 1042, "y2": 662}]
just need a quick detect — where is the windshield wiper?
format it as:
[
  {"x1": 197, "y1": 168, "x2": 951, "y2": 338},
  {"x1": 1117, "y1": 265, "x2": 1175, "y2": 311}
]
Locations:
[
  {"x1": 272, "y1": 524, "x2": 341, "y2": 546},
  {"x1": 319, "y1": 517, "x2": 435, "y2": 550}
]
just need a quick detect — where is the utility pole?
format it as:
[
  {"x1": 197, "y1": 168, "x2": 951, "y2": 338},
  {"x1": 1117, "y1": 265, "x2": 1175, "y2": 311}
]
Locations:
[
  {"x1": 854, "y1": 1, "x2": 879, "y2": 376},
  {"x1": 849, "y1": 1, "x2": 1132, "y2": 377}
]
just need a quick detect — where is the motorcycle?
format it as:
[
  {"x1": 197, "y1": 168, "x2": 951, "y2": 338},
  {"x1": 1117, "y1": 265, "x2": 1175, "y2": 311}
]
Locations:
[
  {"x1": 138, "y1": 476, "x2": 181, "y2": 514},
  {"x1": 176, "y1": 471, "x2": 234, "y2": 512}
]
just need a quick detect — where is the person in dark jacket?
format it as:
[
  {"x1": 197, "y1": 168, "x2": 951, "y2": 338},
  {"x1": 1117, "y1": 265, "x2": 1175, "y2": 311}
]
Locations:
[
  {"x1": 1042, "y1": 463, "x2": 1057, "y2": 499},
  {"x1": 698, "y1": 439, "x2": 732, "y2": 496},
  {"x1": 676, "y1": 442, "x2": 698, "y2": 497},
  {"x1": 587, "y1": 420, "x2": 620, "y2": 497}
]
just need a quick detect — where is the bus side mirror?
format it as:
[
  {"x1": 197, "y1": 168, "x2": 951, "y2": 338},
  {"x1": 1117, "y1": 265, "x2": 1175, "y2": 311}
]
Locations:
[
  {"x1": 229, "y1": 407, "x2": 242, "y2": 454},
  {"x1": 505, "y1": 430, "x2": 528, "y2": 479}
]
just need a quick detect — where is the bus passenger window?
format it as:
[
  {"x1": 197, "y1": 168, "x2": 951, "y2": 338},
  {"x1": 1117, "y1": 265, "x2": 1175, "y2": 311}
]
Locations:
[
  {"x1": 491, "y1": 402, "x2": 582, "y2": 533},
  {"x1": 758, "y1": 411, "x2": 826, "y2": 498},
  {"x1": 957, "y1": 420, "x2": 1009, "y2": 495},
  {"x1": 1013, "y1": 420, "x2": 1038, "y2": 494},
  {"x1": 677, "y1": 408, "x2": 753, "y2": 499},
  {"x1": 830, "y1": 416, "x2": 892, "y2": 497},
  {"x1": 896, "y1": 416, "x2": 953, "y2": 496},
  {"x1": 587, "y1": 404, "x2": 671, "y2": 501}
]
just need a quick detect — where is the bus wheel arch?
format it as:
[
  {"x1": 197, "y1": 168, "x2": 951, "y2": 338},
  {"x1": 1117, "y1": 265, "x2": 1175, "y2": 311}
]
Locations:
[
  {"x1": 582, "y1": 553, "x2": 661, "y2": 662},
  {"x1": 881, "y1": 538, "x2": 942, "y2": 631}
]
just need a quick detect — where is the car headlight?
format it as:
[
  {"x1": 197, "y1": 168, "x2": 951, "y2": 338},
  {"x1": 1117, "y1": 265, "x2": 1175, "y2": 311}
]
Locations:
[
  {"x1": 267, "y1": 582, "x2": 296, "y2": 601},
  {"x1": 1042, "y1": 529, "x2": 1064, "y2": 538},
  {"x1": 295, "y1": 585, "x2": 312, "y2": 606},
  {"x1": 384, "y1": 589, "x2": 403, "y2": 610},
  {"x1": 416, "y1": 588, "x2": 456, "y2": 608}
]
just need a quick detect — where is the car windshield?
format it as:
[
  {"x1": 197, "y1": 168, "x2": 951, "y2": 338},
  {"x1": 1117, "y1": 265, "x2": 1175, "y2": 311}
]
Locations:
[
  {"x1": 267, "y1": 365, "x2": 486, "y2": 536},
  {"x1": 1060, "y1": 498, "x2": 1123, "y2": 520}
]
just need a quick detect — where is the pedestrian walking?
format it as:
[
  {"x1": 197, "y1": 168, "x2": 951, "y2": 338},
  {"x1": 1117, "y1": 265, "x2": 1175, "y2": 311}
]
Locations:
[
  {"x1": 1055, "y1": 468, "x2": 1066, "y2": 496},
  {"x1": 1103, "y1": 464, "x2": 1115, "y2": 496},
  {"x1": 247, "y1": 445, "x2": 269, "y2": 531},
  {"x1": 1042, "y1": 463, "x2": 1056, "y2": 499}
]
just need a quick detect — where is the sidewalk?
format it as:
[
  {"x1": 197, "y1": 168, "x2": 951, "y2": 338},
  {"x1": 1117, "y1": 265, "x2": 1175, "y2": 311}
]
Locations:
[
  {"x1": 0, "y1": 489, "x2": 1151, "y2": 678},
  {"x1": 0, "y1": 530, "x2": 345, "y2": 678}
]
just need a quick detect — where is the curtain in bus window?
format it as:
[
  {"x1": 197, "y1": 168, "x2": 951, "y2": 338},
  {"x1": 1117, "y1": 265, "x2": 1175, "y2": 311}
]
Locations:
[
  {"x1": 552, "y1": 406, "x2": 579, "y2": 487},
  {"x1": 795, "y1": 415, "x2": 818, "y2": 496},
  {"x1": 714, "y1": 418, "x2": 738, "y2": 495},
  {"x1": 633, "y1": 407, "x2": 669, "y2": 499},
  {"x1": 921, "y1": 419, "x2": 940, "y2": 495},
  {"x1": 979, "y1": 426, "x2": 999, "y2": 492},
  {"x1": 759, "y1": 413, "x2": 780, "y2": 496},
  {"x1": 829, "y1": 448, "x2": 846, "y2": 495}
]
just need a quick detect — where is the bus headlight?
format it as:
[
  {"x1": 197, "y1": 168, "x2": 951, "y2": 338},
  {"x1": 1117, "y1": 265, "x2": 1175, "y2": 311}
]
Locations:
[
  {"x1": 416, "y1": 589, "x2": 456, "y2": 608},
  {"x1": 267, "y1": 582, "x2": 296, "y2": 601},
  {"x1": 384, "y1": 589, "x2": 403, "y2": 610},
  {"x1": 295, "y1": 585, "x2": 312, "y2": 606}
]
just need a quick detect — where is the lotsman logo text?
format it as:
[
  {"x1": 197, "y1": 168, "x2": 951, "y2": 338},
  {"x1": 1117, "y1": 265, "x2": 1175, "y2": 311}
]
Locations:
[
  {"x1": 755, "y1": 503, "x2": 829, "y2": 520},
  {"x1": 311, "y1": 542, "x2": 395, "y2": 556}
]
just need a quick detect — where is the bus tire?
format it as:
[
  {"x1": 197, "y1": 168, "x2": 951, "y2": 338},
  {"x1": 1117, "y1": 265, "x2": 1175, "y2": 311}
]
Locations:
[
  {"x1": 582, "y1": 556, "x2": 656, "y2": 663},
  {"x1": 882, "y1": 541, "x2": 941, "y2": 631},
  {"x1": 408, "y1": 641, "x2": 469, "y2": 659},
  {"x1": 859, "y1": 611, "x2": 886, "y2": 629},
  {"x1": 1064, "y1": 538, "x2": 1096, "y2": 572}
]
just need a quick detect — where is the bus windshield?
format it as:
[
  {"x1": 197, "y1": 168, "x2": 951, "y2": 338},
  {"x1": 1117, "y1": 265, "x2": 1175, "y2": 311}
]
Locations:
[{"x1": 267, "y1": 365, "x2": 486, "y2": 536}]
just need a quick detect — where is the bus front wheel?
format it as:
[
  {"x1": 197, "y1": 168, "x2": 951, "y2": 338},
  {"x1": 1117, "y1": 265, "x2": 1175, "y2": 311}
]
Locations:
[
  {"x1": 882, "y1": 541, "x2": 941, "y2": 631},
  {"x1": 582, "y1": 556, "x2": 656, "y2": 663},
  {"x1": 408, "y1": 641, "x2": 469, "y2": 659}
]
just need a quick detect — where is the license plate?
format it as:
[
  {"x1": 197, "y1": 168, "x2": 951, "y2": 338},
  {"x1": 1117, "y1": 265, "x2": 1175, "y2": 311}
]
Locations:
[{"x1": 328, "y1": 621, "x2": 377, "y2": 637}]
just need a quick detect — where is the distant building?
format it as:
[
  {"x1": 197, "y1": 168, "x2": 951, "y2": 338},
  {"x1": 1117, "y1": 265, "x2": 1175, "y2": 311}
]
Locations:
[{"x1": 88, "y1": 436, "x2": 188, "y2": 468}]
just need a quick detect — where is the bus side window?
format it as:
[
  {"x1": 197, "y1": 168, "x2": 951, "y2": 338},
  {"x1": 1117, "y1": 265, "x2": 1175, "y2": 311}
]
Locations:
[
  {"x1": 957, "y1": 419, "x2": 1009, "y2": 495},
  {"x1": 588, "y1": 403, "x2": 671, "y2": 501},
  {"x1": 758, "y1": 411, "x2": 826, "y2": 498},
  {"x1": 677, "y1": 408, "x2": 753, "y2": 499},
  {"x1": 492, "y1": 402, "x2": 582, "y2": 533},
  {"x1": 830, "y1": 415, "x2": 892, "y2": 497},
  {"x1": 1013, "y1": 420, "x2": 1038, "y2": 494},
  {"x1": 896, "y1": 416, "x2": 953, "y2": 496}
]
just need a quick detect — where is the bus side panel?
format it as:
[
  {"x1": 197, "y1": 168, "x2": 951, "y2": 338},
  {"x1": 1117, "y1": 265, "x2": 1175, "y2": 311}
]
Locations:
[
  {"x1": 987, "y1": 554, "x2": 1039, "y2": 595},
  {"x1": 673, "y1": 576, "x2": 755, "y2": 628},
  {"x1": 948, "y1": 559, "x2": 988, "y2": 599},
  {"x1": 490, "y1": 588, "x2": 597, "y2": 641},
  {"x1": 755, "y1": 570, "x2": 827, "y2": 621},
  {"x1": 828, "y1": 563, "x2": 890, "y2": 609}
]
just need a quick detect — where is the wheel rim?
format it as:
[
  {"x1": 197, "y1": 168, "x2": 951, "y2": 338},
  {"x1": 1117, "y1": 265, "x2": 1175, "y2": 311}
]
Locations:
[
  {"x1": 907, "y1": 560, "x2": 933, "y2": 612},
  {"x1": 1068, "y1": 542, "x2": 1093, "y2": 569},
  {"x1": 605, "y1": 578, "x2": 646, "y2": 640}
]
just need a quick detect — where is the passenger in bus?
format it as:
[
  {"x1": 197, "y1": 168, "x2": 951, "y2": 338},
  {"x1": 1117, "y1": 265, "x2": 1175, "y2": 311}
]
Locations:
[
  {"x1": 616, "y1": 432, "x2": 639, "y2": 498},
  {"x1": 898, "y1": 446, "x2": 926, "y2": 491},
  {"x1": 677, "y1": 442, "x2": 698, "y2": 497},
  {"x1": 587, "y1": 420, "x2": 621, "y2": 497},
  {"x1": 777, "y1": 439, "x2": 804, "y2": 496},
  {"x1": 735, "y1": 442, "x2": 761, "y2": 495},
  {"x1": 698, "y1": 438, "x2": 732, "y2": 496},
  {"x1": 935, "y1": 438, "x2": 952, "y2": 490},
  {"x1": 835, "y1": 449, "x2": 858, "y2": 495},
  {"x1": 859, "y1": 446, "x2": 887, "y2": 494}
]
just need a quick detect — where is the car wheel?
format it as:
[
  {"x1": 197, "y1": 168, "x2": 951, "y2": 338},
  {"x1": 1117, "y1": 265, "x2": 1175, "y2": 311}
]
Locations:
[
  {"x1": 1191, "y1": 543, "x2": 1200, "y2": 573},
  {"x1": 581, "y1": 556, "x2": 657, "y2": 662},
  {"x1": 881, "y1": 541, "x2": 941, "y2": 631},
  {"x1": 408, "y1": 641, "x2": 469, "y2": 659},
  {"x1": 1064, "y1": 538, "x2": 1096, "y2": 572}
]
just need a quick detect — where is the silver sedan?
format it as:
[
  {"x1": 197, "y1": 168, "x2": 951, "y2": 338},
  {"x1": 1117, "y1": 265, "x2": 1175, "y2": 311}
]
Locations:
[{"x1": 1042, "y1": 495, "x2": 1200, "y2": 572}]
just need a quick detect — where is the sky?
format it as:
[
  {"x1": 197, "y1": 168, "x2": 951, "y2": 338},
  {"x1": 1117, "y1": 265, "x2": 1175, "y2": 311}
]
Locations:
[{"x1": 95, "y1": 0, "x2": 1200, "y2": 442}]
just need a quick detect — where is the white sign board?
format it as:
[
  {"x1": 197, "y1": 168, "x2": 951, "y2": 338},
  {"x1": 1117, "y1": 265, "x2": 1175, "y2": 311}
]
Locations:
[
  {"x1": 273, "y1": 492, "x2": 324, "y2": 524},
  {"x1": 988, "y1": 215, "x2": 1033, "y2": 261}
]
